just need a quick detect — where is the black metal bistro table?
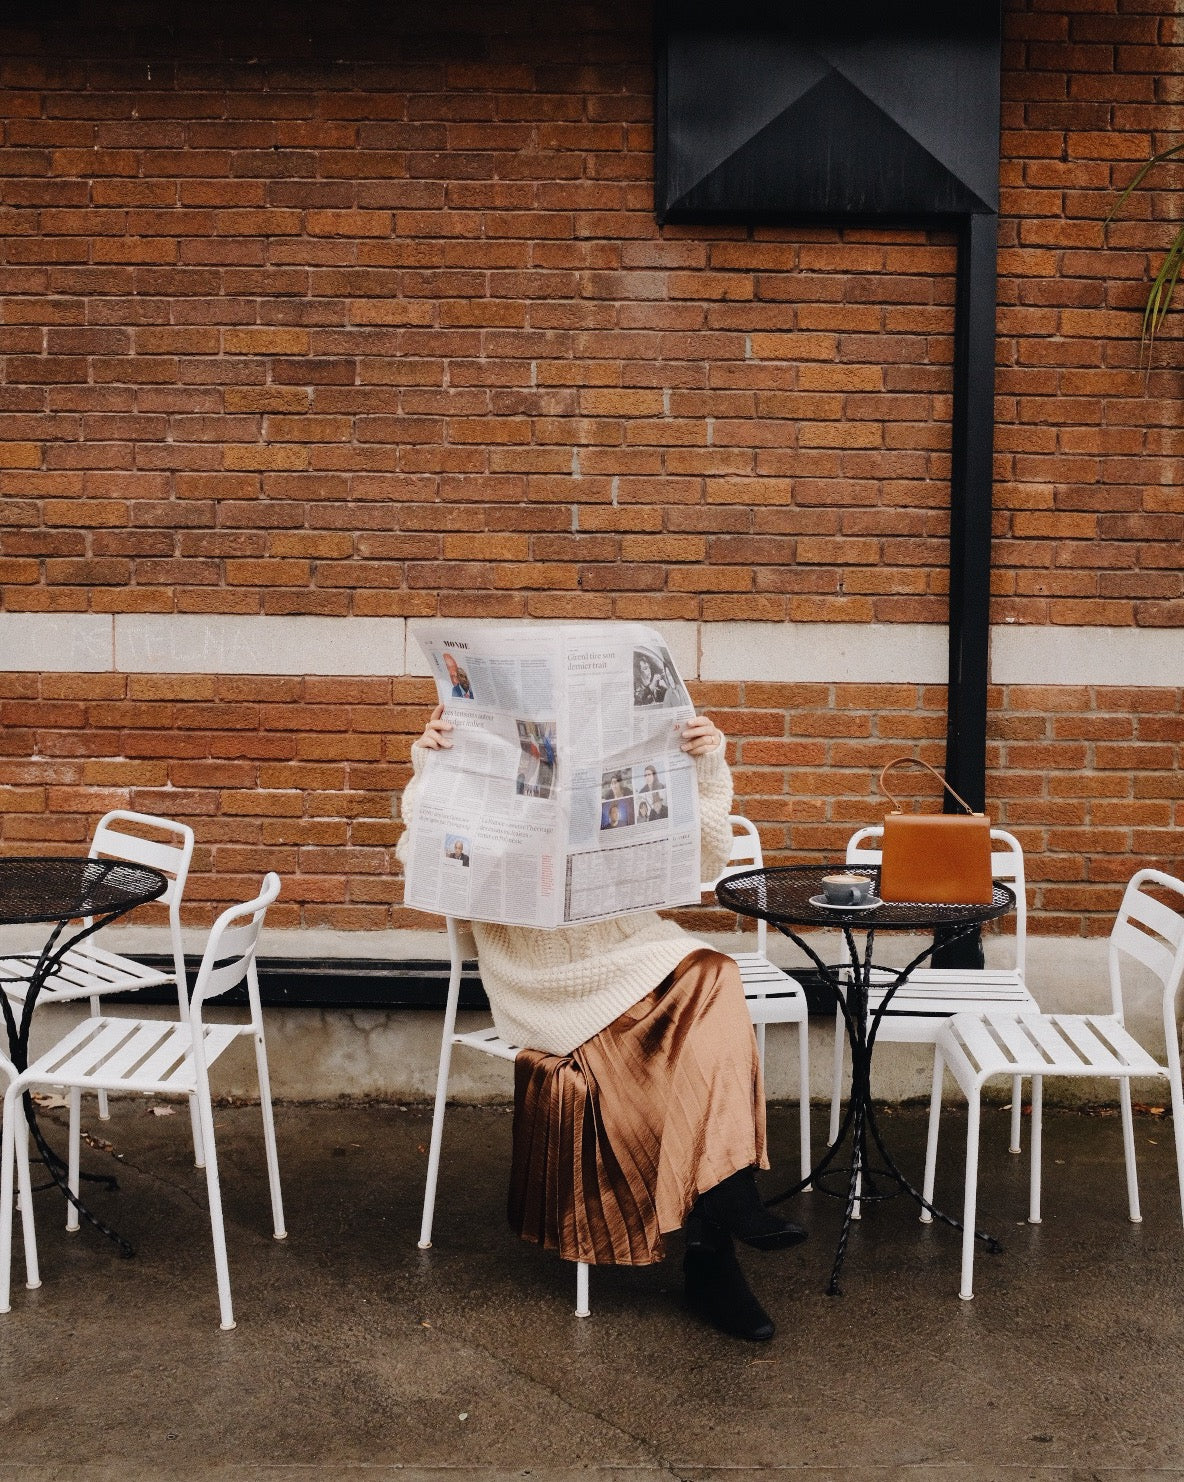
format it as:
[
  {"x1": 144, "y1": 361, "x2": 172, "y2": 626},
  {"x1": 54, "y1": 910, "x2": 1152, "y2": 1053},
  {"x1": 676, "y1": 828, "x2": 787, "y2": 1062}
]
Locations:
[
  {"x1": 715, "y1": 863, "x2": 1014, "y2": 1295},
  {"x1": 0, "y1": 856, "x2": 167, "y2": 1253}
]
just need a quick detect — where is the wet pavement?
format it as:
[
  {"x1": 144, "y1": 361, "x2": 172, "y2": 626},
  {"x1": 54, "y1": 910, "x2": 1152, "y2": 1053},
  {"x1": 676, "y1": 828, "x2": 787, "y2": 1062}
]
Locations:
[{"x1": 1, "y1": 1096, "x2": 1182, "y2": 1481}]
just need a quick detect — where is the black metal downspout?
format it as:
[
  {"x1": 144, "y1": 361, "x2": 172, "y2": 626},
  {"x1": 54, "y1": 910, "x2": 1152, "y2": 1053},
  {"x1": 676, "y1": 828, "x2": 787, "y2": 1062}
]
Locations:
[{"x1": 934, "y1": 211, "x2": 998, "y2": 969}]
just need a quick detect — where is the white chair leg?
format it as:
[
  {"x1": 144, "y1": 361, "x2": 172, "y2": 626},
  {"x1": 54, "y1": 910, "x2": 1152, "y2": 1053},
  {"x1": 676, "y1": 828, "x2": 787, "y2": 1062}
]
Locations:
[
  {"x1": 195, "y1": 1087, "x2": 235, "y2": 1330},
  {"x1": 755, "y1": 1021, "x2": 766, "y2": 1076},
  {"x1": 188, "y1": 1092, "x2": 206, "y2": 1169},
  {"x1": 251, "y1": 1032, "x2": 286, "y2": 1239},
  {"x1": 797, "y1": 1021, "x2": 812, "y2": 1188},
  {"x1": 1028, "y1": 1074, "x2": 1043, "y2": 1225},
  {"x1": 0, "y1": 1095, "x2": 39, "y2": 1304},
  {"x1": 90, "y1": 997, "x2": 110, "y2": 1121},
  {"x1": 1118, "y1": 1075, "x2": 1142, "y2": 1224},
  {"x1": 1009, "y1": 1074, "x2": 1023, "y2": 1154},
  {"x1": 920, "y1": 1048, "x2": 944, "y2": 1224},
  {"x1": 1, "y1": 1095, "x2": 15, "y2": 1313},
  {"x1": 828, "y1": 1004, "x2": 845, "y2": 1145},
  {"x1": 419, "y1": 1021, "x2": 458, "y2": 1251},
  {"x1": 1168, "y1": 1061, "x2": 1184, "y2": 1229},
  {"x1": 14, "y1": 1107, "x2": 39, "y2": 1292},
  {"x1": 575, "y1": 1261, "x2": 590, "y2": 1318},
  {"x1": 66, "y1": 1088, "x2": 81, "y2": 1233},
  {"x1": 959, "y1": 1089, "x2": 982, "y2": 1300}
]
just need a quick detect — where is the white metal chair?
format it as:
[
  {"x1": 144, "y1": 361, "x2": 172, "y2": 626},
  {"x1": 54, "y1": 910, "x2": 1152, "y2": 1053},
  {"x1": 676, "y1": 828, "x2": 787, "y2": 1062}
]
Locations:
[
  {"x1": 0, "y1": 811, "x2": 197, "y2": 1147},
  {"x1": 0, "y1": 1049, "x2": 41, "y2": 1304},
  {"x1": 709, "y1": 815, "x2": 812, "y2": 1183},
  {"x1": 828, "y1": 827, "x2": 1035, "y2": 1152},
  {"x1": 418, "y1": 918, "x2": 592, "y2": 1317},
  {"x1": 0, "y1": 873, "x2": 286, "y2": 1330},
  {"x1": 927, "y1": 868, "x2": 1184, "y2": 1300}
]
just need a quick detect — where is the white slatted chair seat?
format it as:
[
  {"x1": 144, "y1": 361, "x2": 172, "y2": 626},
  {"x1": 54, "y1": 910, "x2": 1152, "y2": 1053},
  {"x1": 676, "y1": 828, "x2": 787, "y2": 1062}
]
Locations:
[
  {"x1": 940, "y1": 1010, "x2": 1163, "y2": 1087},
  {"x1": 865, "y1": 971, "x2": 1033, "y2": 1031},
  {"x1": 924, "y1": 868, "x2": 1184, "y2": 1301},
  {"x1": 452, "y1": 1026, "x2": 518, "y2": 1062},
  {"x1": 0, "y1": 946, "x2": 173, "y2": 1005},
  {"x1": 23, "y1": 1016, "x2": 245, "y2": 1095},
  {"x1": 732, "y1": 952, "x2": 809, "y2": 1026},
  {"x1": 1, "y1": 873, "x2": 286, "y2": 1331}
]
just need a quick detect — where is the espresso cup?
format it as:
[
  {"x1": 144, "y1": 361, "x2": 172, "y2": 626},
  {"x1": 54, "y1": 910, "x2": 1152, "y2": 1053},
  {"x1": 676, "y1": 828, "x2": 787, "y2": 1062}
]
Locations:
[{"x1": 821, "y1": 872, "x2": 873, "y2": 907}]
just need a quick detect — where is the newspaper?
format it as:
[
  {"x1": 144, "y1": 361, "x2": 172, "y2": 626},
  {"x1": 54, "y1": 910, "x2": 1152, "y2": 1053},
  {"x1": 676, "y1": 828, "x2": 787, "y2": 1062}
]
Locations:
[{"x1": 402, "y1": 623, "x2": 703, "y2": 927}]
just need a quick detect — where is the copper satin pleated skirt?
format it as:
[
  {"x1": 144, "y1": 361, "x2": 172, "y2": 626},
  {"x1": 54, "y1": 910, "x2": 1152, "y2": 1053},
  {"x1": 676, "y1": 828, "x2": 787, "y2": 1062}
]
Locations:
[{"x1": 507, "y1": 947, "x2": 768, "y2": 1266}]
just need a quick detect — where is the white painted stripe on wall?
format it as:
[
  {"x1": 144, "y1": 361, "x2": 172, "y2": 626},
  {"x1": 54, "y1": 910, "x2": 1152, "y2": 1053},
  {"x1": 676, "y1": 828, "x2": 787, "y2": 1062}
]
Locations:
[
  {"x1": 1, "y1": 612, "x2": 1182, "y2": 687},
  {"x1": 0, "y1": 613, "x2": 112, "y2": 672},
  {"x1": 112, "y1": 615, "x2": 407, "y2": 676},
  {"x1": 991, "y1": 625, "x2": 1184, "y2": 688},
  {"x1": 699, "y1": 622, "x2": 948, "y2": 684}
]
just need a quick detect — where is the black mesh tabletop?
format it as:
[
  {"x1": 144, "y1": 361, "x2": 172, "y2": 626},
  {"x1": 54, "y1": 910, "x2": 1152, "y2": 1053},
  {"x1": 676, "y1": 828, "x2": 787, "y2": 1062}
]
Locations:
[
  {"x1": 0, "y1": 857, "x2": 167, "y2": 926},
  {"x1": 715, "y1": 863, "x2": 1014, "y2": 930}
]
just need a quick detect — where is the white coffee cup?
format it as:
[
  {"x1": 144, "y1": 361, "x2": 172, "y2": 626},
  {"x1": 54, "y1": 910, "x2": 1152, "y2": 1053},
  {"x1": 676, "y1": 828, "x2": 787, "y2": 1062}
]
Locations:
[{"x1": 821, "y1": 872, "x2": 874, "y2": 907}]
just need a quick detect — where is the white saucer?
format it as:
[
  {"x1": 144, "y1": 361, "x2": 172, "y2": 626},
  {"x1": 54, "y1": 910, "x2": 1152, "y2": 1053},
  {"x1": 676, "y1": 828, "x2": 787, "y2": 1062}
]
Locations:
[{"x1": 809, "y1": 893, "x2": 882, "y2": 912}]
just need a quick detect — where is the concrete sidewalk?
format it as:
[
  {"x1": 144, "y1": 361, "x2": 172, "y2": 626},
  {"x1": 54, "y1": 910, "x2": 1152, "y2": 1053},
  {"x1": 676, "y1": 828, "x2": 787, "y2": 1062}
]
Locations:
[{"x1": 1, "y1": 1098, "x2": 1182, "y2": 1481}]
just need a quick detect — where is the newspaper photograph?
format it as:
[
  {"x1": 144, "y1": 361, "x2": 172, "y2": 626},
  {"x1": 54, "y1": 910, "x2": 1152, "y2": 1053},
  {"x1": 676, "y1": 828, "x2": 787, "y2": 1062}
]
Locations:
[{"x1": 402, "y1": 623, "x2": 702, "y2": 928}]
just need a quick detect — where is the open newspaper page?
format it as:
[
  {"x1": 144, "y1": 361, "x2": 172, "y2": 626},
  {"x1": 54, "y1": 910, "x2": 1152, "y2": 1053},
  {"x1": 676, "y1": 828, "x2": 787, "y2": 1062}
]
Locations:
[
  {"x1": 403, "y1": 624, "x2": 562, "y2": 928},
  {"x1": 401, "y1": 623, "x2": 702, "y2": 928},
  {"x1": 557, "y1": 626, "x2": 700, "y2": 924}
]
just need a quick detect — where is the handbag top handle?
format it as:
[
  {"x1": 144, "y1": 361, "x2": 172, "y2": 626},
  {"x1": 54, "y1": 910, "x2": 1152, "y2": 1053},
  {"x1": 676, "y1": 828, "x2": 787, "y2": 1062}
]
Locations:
[{"x1": 878, "y1": 756, "x2": 980, "y2": 816}]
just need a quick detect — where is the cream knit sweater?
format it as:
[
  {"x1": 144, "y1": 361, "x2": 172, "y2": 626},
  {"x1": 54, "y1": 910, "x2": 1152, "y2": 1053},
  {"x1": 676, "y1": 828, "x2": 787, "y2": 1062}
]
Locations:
[{"x1": 396, "y1": 734, "x2": 735, "y2": 1056}]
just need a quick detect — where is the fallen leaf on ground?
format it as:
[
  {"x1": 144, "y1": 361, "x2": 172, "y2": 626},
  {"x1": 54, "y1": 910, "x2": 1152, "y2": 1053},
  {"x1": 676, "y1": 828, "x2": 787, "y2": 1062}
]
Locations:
[
  {"x1": 148, "y1": 1105, "x2": 177, "y2": 1117},
  {"x1": 31, "y1": 1093, "x2": 70, "y2": 1110}
]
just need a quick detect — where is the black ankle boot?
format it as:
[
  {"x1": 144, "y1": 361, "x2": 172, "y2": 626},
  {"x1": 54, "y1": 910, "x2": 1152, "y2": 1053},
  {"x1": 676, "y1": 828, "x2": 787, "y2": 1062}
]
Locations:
[
  {"x1": 684, "y1": 1237, "x2": 775, "y2": 1342},
  {"x1": 694, "y1": 1168, "x2": 808, "y2": 1251}
]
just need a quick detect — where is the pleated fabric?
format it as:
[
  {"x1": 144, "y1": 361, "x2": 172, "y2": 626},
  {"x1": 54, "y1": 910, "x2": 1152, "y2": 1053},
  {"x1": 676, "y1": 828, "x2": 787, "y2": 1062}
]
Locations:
[{"x1": 507, "y1": 947, "x2": 768, "y2": 1266}]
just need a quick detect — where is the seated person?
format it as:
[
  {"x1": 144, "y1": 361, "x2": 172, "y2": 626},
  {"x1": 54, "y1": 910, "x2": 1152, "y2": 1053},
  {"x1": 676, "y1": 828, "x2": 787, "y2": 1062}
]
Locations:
[{"x1": 398, "y1": 704, "x2": 806, "y2": 1342}]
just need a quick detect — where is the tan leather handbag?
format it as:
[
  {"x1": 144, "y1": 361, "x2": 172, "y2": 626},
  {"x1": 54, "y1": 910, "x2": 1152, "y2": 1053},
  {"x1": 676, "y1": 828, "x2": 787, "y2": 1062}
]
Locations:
[{"x1": 877, "y1": 757, "x2": 993, "y2": 905}]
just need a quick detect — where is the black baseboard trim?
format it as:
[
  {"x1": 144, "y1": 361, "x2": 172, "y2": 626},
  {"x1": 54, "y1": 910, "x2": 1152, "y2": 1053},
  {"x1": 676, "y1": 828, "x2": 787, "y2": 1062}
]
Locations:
[
  {"x1": 121, "y1": 955, "x2": 840, "y2": 1017},
  {"x1": 121, "y1": 955, "x2": 489, "y2": 1012}
]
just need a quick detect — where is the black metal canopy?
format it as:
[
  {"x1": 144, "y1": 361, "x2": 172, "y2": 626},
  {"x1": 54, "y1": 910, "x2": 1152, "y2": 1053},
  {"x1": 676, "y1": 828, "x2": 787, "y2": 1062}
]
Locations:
[{"x1": 657, "y1": 0, "x2": 1000, "y2": 225}]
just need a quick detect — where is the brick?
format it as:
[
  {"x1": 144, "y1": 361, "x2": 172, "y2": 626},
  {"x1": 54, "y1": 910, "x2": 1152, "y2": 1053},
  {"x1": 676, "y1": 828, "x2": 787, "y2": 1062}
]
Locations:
[{"x1": 0, "y1": 8, "x2": 1176, "y2": 936}]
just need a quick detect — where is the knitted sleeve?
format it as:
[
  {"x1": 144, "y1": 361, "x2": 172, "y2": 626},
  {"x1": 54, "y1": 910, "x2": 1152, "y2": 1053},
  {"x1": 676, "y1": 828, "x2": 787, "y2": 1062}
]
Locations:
[
  {"x1": 394, "y1": 742, "x2": 428, "y2": 872},
  {"x1": 694, "y1": 732, "x2": 735, "y2": 882}
]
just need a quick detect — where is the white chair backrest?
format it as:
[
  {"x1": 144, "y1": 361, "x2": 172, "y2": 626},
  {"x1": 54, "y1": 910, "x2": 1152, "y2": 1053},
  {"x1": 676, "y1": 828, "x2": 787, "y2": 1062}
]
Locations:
[
  {"x1": 845, "y1": 825, "x2": 1028, "y2": 976},
  {"x1": 706, "y1": 815, "x2": 768, "y2": 955},
  {"x1": 90, "y1": 810, "x2": 195, "y2": 912},
  {"x1": 1108, "y1": 869, "x2": 1184, "y2": 1027},
  {"x1": 190, "y1": 873, "x2": 280, "y2": 1019}
]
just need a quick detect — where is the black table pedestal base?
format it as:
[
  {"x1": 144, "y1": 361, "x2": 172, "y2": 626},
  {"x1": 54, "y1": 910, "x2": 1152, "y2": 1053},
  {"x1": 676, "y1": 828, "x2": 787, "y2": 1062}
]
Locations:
[{"x1": 766, "y1": 919, "x2": 1002, "y2": 1296}]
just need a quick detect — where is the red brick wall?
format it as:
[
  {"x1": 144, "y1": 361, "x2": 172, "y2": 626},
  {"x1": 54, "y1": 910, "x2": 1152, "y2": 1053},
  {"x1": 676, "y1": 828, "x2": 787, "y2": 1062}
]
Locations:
[
  {"x1": 1, "y1": 671, "x2": 1179, "y2": 936},
  {"x1": 0, "y1": 0, "x2": 966, "y2": 627},
  {"x1": 0, "y1": 0, "x2": 1182, "y2": 937},
  {"x1": 996, "y1": 0, "x2": 1184, "y2": 624}
]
